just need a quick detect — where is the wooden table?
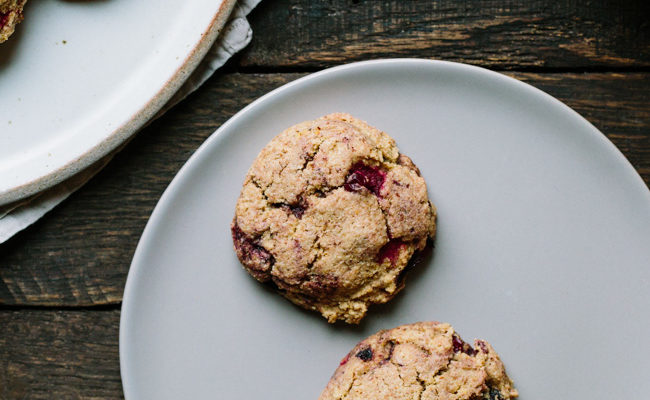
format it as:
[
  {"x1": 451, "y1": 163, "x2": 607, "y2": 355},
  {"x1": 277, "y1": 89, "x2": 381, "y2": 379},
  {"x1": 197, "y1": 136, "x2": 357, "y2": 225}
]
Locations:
[{"x1": 1, "y1": 1, "x2": 648, "y2": 398}]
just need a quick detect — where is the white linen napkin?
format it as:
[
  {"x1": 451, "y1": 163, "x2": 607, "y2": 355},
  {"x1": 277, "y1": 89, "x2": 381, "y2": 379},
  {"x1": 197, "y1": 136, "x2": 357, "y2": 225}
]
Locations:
[{"x1": 0, "y1": 0, "x2": 261, "y2": 244}]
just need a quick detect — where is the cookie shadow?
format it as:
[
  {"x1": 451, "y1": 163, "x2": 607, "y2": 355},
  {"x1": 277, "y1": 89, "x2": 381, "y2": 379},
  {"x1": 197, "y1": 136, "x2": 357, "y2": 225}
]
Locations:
[{"x1": 0, "y1": 22, "x2": 24, "y2": 68}]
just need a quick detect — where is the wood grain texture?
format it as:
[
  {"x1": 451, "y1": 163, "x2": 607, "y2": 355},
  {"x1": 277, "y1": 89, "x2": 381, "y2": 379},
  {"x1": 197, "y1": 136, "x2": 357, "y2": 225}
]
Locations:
[
  {"x1": 0, "y1": 310, "x2": 122, "y2": 400},
  {"x1": 0, "y1": 71, "x2": 648, "y2": 306},
  {"x1": 2, "y1": 2, "x2": 649, "y2": 398},
  {"x1": 239, "y1": 0, "x2": 650, "y2": 70},
  {"x1": 0, "y1": 73, "x2": 298, "y2": 307}
]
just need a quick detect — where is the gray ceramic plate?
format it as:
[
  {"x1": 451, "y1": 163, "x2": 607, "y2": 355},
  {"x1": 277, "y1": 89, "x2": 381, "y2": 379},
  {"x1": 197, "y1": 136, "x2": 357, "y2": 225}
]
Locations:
[{"x1": 120, "y1": 59, "x2": 650, "y2": 399}]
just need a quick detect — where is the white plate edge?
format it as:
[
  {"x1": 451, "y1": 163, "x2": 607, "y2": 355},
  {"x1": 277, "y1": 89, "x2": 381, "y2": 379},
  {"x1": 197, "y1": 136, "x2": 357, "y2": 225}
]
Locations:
[{"x1": 0, "y1": 0, "x2": 238, "y2": 206}]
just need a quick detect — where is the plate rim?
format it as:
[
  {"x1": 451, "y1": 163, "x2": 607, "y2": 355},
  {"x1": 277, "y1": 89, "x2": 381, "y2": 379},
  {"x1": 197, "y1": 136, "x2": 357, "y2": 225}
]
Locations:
[
  {"x1": 119, "y1": 58, "x2": 650, "y2": 399},
  {"x1": 0, "y1": 0, "x2": 238, "y2": 206}
]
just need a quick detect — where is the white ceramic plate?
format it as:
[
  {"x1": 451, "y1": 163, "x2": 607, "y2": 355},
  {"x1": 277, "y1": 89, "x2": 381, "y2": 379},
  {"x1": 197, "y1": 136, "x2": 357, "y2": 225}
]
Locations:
[
  {"x1": 0, "y1": 0, "x2": 235, "y2": 205},
  {"x1": 120, "y1": 60, "x2": 650, "y2": 399}
]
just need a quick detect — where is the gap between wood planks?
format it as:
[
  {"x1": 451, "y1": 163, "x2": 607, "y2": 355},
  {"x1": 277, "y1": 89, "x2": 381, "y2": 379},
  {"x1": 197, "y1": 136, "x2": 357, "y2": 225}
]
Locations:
[
  {"x1": 0, "y1": 304, "x2": 122, "y2": 311},
  {"x1": 224, "y1": 64, "x2": 650, "y2": 74},
  {"x1": 1, "y1": 70, "x2": 647, "y2": 311}
]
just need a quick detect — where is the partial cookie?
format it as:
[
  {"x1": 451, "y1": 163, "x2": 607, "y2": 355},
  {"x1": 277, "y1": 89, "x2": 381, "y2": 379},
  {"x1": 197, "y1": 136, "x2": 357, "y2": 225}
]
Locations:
[
  {"x1": 0, "y1": 0, "x2": 26, "y2": 43},
  {"x1": 231, "y1": 113, "x2": 436, "y2": 323},
  {"x1": 320, "y1": 321, "x2": 518, "y2": 400}
]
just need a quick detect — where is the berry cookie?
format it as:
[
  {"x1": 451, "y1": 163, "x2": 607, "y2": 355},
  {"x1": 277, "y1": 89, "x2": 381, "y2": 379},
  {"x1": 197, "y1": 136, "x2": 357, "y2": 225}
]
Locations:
[
  {"x1": 231, "y1": 113, "x2": 436, "y2": 323},
  {"x1": 319, "y1": 321, "x2": 518, "y2": 400},
  {"x1": 0, "y1": 0, "x2": 26, "y2": 43}
]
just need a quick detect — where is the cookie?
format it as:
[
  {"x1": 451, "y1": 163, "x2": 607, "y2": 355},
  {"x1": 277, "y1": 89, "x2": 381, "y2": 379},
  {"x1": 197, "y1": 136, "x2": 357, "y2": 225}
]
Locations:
[
  {"x1": 231, "y1": 113, "x2": 436, "y2": 323},
  {"x1": 0, "y1": 0, "x2": 26, "y2": 43},
  {"x1": 319, "y1": 321, "x2": 518, "y2": 400}
]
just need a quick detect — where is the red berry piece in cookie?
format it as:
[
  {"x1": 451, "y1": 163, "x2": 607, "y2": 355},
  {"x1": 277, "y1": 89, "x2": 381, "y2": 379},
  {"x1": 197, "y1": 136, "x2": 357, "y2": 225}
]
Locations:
[{"x1": 344, "y1": 162, "x2": 386, "y2": 196}]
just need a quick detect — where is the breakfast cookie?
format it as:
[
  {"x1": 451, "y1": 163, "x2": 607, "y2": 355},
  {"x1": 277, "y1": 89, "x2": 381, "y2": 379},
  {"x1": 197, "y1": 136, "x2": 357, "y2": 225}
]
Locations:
[
  {"x1": 0, "y1": 0, "x2": 26, "y2": 43},
  {"x1": 231, "y1": 113, "x2": 436, "y2": 323},
  {"x1": 319, "y1": 321, "x2": 518, "y2": 400}
]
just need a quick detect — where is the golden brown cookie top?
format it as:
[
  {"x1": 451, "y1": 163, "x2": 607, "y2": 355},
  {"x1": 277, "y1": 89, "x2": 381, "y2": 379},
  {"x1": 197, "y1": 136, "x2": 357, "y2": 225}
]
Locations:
[
  {"x1": 320, "y1": 321, "x2": 518, "y2": 400},
  {"x1": 231, "y1": 113, "x2": 436, "y2": 323}
]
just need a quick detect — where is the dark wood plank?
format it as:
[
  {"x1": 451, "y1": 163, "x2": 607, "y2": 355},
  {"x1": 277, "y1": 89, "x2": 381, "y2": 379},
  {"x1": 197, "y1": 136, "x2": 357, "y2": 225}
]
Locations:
[
  {"x1": 0, "y1": 310, "x2": 122, "y2": 400},
  {"x1": 0, "y1": 73, "x2": 300, "y2": 307},
  {"x1": 0, "y1": 71, "x2": 648, "y2": 306},
  {"x1": 239, "y1": 0, "x2": 650, "y2": 70}
]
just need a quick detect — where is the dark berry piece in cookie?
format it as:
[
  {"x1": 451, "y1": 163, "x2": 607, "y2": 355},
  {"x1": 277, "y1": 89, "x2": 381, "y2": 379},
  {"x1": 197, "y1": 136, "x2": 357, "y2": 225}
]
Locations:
[
  {"x1": 377, "y1": 238, "x2": 405, "y2": 265},
  {"x1": 453, "y1": 332, "x2": 478, "y2": 355},
  {"x1": 231, "y1": 223, "x2": 274, "y2": 282},
  {"x1": 488, "y1": 387, "x2": 505, "y2": 400},
  {"x1": 355, "y1": 346, "x2": 373, "y2": 361},
  {"x1": 277, "y1": 202, "x2": 307, "y2": 219},
  {"x1": 344, "y1": 162, "x2": 386, "y2": 196}
]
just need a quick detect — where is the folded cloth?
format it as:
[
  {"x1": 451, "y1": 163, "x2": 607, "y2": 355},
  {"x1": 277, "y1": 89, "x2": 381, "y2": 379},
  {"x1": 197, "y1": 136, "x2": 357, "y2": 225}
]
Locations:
[{"x1": 0, "y1": 0, "x2": 261, "y2": 244}]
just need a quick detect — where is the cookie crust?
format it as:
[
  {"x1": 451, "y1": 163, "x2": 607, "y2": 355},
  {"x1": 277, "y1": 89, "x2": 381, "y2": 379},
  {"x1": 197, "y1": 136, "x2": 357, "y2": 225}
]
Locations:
[
  {"x1": 231, "y1": 113, "x2": 436, "y2": 323},
  {"x1": 319, "y1": 321, "x2": 518, "y2": 400},
  {"x1": 0, "y1": 0, "x2": 26, "y2": 43}
]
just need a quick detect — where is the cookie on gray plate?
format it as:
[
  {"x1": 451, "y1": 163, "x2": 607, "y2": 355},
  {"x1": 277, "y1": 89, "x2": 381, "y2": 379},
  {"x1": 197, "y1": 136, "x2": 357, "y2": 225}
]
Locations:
[
  {"x1": 231, "y1": 113, "x2": 436, "y2": 323},
  {"x1": 319, "y1": 321, "x2": 518, "y2": 400}
]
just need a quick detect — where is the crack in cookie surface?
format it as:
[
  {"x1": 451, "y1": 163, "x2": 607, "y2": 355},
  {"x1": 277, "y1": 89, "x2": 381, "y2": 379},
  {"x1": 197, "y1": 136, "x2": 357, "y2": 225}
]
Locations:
[
  {"x1": 232, "y1": 113, "x2": 437, "y2": 323},
  {"x1": 319, "y1": 322, "x2": 518, "y2": 400}
]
